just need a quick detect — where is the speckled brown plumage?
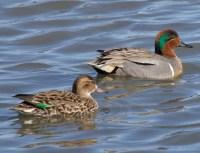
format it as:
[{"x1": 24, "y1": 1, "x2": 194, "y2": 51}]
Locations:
[{"x1": 13, "y1": 75, "x2": 99, "y2": 117}]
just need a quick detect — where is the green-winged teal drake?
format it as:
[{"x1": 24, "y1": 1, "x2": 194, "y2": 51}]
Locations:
[{"x1": 89, "y1": 29, "x2": 193, "y2": 80}]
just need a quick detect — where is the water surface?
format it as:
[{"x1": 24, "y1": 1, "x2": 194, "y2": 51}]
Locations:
[{"x1": 1, "y1": 0, "x2": 200, "y2": 153}]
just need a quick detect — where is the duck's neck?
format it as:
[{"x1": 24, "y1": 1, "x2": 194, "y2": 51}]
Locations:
[
  {"x1": 73, "y1": 90, "x2": 93, "y2": 99},
  {"x1": 155, "y1": 42, "x2": 176, "y2": 58},
  {"x1": 80, "y1": 92, "x2": 93, "y2": 99},
  {"x1": 163, "y1": 44, "x2": 177, "y2": 58}
]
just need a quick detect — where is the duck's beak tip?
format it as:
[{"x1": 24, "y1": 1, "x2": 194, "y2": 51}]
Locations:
[{"x1": 178, "y1": 41, "x2": 193, "y2": 48}]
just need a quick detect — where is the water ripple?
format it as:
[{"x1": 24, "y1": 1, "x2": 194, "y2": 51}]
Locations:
[{"x1": 0, "y1": 0, "x2": 200, "y2": 153}]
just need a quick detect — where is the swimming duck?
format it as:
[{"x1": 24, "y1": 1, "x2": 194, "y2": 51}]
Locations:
[
  {"x1": 13, "y1": 75, "x2": 101, "y2": 117},
  {"x1": 88, "y1": 29, "x2": 193, "y2": 80}
]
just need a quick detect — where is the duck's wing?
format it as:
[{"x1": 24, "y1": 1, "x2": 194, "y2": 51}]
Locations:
[
  {"x1": 13, "y1": 90, "x2": 82, "y2": 114},
  {"x1": 88, "y1": 48, "x2": 159, "y2": 73},
  {"x1": 14, "y1": 90, "x2": 74, "y2": 108}
]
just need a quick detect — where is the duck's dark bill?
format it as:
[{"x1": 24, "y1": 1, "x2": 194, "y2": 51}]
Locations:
[{"x1": 178, "y1": 41, "x2": 193, "y2": 48}]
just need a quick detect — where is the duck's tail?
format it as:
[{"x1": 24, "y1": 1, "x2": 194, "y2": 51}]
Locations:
[{"x1": 13, "y1": 94, "x2": 34, "y2": 102}]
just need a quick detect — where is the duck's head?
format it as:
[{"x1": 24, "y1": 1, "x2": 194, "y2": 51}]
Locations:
[
  {"x1": 155, "y1": 29, "x2": 192, "y2": 57},
  {"x1": 72, "y1": 75, "x2": 102, "y2": 98}
]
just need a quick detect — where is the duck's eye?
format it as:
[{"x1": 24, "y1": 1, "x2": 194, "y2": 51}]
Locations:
[
  {"x1": 84, "y1": 83, "x2": 90, "y2": 87},
  {"x1": 166, "y1": 38, "x2": 171, "y2": 41},
  {"x1": 87, "y1": 80, "x2": 95, "y2": 84},
  {"x1": 83, "y1": 81, "x2": 92, "y2": 88},
  {"x1": 170, "y1": 35, "x2": 177, "y2": 40}
]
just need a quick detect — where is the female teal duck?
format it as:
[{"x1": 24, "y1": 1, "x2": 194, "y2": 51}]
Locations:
[
  {"x1": 13, "y1": 75, "x2": 101, "y2": 117},
  {"x1": 89, "y1": 29, "x2": 193, "y2": 80}
]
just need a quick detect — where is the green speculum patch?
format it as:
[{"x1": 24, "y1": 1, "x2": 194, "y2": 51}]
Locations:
[{"x1": 35, "y1": 103, "x2": 50, "y2": 109}]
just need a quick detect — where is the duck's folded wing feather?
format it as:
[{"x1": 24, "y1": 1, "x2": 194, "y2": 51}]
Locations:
[
  {"x1": 89, "y1": 48, "x2": 161, "y2": 73},
  {"x1": 14, "y1": 90, "x2": 81, "y2": 110}
]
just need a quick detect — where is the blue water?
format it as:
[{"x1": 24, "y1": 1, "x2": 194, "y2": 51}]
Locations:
[{"x1": 1, "y1": 0, "x2": 200, "y2": 152}]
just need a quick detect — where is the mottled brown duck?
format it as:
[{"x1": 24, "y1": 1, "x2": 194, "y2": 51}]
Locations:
[{"x1": 13, "y1": 75, "x2": 101, "y2": 117}]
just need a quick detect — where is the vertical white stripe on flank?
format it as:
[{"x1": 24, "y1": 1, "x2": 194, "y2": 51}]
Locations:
[{"x1": 168, "y1": 63, "x2": 174, "y2": 77}]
